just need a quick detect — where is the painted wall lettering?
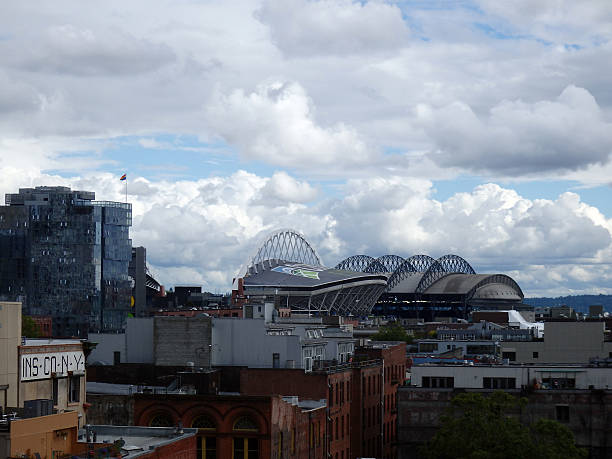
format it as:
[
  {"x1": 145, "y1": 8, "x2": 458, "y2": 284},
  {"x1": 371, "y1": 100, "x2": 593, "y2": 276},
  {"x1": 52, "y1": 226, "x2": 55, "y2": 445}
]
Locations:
[{"x1": 20, "y1": 350, "x2": 85, "y2": 381}]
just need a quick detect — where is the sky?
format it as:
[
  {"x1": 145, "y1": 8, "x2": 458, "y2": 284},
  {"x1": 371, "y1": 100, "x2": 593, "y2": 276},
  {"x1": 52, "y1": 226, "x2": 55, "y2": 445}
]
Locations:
[{"x1": 1, "y1": 0, "x2": 612, "y2": 297}]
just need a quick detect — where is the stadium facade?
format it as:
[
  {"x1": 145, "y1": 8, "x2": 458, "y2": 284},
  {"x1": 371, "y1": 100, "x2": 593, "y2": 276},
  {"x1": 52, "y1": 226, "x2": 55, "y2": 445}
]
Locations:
[{"x1": 236, "y1": 230, "x2": 525, "y2": 319}]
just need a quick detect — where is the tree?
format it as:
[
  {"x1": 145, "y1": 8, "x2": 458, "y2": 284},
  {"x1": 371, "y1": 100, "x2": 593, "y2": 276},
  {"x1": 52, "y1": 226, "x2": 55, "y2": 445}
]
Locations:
[
  {"x1": 370, "y1": 324, "x2": 413, "y2": 343},
  {"x1": 420, "y1": 392, "x2": 586, "y2": 459},
  {"x1": 22, "y1": 315, "x2": 41, "y2": 338}
]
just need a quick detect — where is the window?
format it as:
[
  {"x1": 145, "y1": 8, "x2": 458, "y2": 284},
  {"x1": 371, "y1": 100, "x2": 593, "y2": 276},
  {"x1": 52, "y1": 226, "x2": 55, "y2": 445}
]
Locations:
[
  {"x1": 421, "y1": 376, "x2": 454, "y2": 388},
  {"x1": 69, "y1": 375, "x2": 81, "y2": 402},
  {"x1": 113, "y1": 351, "x2": 121, "y2": 365},
  {"x1": 533, "y1": 352, "x2": 539, "y2": 359},
  {"x1": 278, "y1": 432, "x2": 283, "y2": 458},
  {"x1": 198, "y1": 436, "x2": 217, "y2": 459},
  {"x1": 335, "y1": 417, "x2": 338, "y2": 441},
  {"x1": 192, "y1": 415, "x2": 216, "y2": 430},
  {"x1": 502, "y1": 351, "x2": 516, "y2": 361},
  {"x1": 273, "y1": 353, "x2": 280, "y2": 368},
  {"x1": 556, "y1": 405, "x2": 570, "y2": 422},
  {"x1": 52, "y1": 378, "x2": 58, "y2": 405},
  {"x1": 149, "y1": 413, "x2": 173, "y2": 427},
  {"x1": 329, "y1": 385, "x2": 334, "y2": 407},
  {"x1": 336, "y1": 383, "x2": 339, "y2": 405},
  {"x1": 233, "y1": 417, "x2": 259, "y2": 459},
  {"x1": 233, "y1": 417, "x2": 258, "y2": 431},
  {"x1": 483, "y1": 377, "x2": 516, "y2": 389},
  {"x1": 233, "y1": 438, "x2": 258, "y2": 459}
]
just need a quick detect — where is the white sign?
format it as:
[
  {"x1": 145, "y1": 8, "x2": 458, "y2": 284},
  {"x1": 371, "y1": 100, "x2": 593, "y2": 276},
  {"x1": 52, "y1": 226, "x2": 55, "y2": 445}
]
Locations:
[{"x1": 20, "y1": 351, "x2": 85, "y2": 381}]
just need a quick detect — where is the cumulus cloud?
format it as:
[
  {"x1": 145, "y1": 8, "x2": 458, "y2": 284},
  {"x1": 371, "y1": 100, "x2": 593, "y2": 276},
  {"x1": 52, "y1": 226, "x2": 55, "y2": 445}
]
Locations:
[
  {"x1": 327, "y1": 180, "x2": 612, "y2": 275},
  {"x1": 418, "y1": 86, "x2": 612, "y2": 174},
  {"x1": 257, "y1": 0, "x2": 409, "y2": 56},
  {"x1": 206, "y1": 81, "x2": 376, "y2": 171},
  {"x1": 257, "y1": 171, "x2": 319, "y2": 205}
]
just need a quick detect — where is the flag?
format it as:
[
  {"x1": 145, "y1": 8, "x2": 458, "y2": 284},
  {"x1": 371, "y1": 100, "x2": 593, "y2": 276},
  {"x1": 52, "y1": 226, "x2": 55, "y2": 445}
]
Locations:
[{"x1": 120, "y1": 174, "x2": 127, "y2": 181}]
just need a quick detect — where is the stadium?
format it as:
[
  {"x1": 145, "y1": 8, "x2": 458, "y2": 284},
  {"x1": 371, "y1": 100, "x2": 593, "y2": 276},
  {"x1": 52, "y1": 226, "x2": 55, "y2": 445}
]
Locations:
[
  {"x1": 235, "y1": 229, "x2": 524, "y2": 319},
  {"x1": 335, "y1": 254, "x2": 524, "y2": 320}
]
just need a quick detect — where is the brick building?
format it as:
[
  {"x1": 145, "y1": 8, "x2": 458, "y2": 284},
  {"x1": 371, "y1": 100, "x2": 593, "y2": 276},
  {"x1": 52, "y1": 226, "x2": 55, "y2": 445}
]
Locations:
[
  {"x1": 240, "y1": 367, "x2": 352, "y2": 459},
  {"x1": 30, "y1": 315, "x2": 52, "y2": 337},
  {"x1": 239, "y1": 342, "x2": 406, "y2": 459},
  {"x1": 355, "y1": 341, "x2": 407, "y2": 459},
  {"x1": 99, "y1": 391, "x2": 329, "y2": 459}
]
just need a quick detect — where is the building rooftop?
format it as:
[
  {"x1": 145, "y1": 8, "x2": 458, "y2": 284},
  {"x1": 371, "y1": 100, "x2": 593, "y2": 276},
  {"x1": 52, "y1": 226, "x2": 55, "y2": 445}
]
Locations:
[
  {"x1": 22, "y1": 338, "x2": 83, "y2": 346},
  {"x1": 78, "y1": 425, "x2": 197, "y2": 458},
  {"x1": 281, "y1": 396, "x2": 327, "y2": 411},
  {"x1": 87, "y1": 382, "x2": 168, "y2": 395}
]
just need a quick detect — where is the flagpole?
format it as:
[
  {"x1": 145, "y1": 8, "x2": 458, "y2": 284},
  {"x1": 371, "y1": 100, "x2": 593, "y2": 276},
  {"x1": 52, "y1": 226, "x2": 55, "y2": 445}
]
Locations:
[{"x1": 125, "y1": 177, "x2": 128, "y2": 204}]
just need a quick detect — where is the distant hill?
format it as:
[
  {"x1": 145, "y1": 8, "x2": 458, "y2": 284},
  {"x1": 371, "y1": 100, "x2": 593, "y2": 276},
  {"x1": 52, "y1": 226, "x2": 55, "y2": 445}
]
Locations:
[{"x1": 523, "y1": 294, "x2": 612, "y2": 314}]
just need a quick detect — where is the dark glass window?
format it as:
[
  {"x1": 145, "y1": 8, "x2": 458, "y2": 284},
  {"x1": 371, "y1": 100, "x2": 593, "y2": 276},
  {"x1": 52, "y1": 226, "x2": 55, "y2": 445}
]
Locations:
[
  {"x1": 556, "y1": 405, "x2": 570, "y2": 422},
  {"x1": 52, "y1": 378, "x2": 58, "y2": 405},
  {"x1": 69, "y1": 375, "x2": 81, "y2": 402}
]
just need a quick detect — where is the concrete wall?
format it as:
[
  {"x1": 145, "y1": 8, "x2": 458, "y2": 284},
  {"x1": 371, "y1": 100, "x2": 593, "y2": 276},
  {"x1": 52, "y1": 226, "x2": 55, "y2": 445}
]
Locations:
[
  {"x1": 87, "y1": 333, "x2": 126, "y2": 365},
  {"x1": 0, "y1": 302, "x2": 21, "y2": 408},
  {"x1": 212, "y1": 318, "x2": 302, "y2": 368},
  {"x1": 410, "y1": 364, "x2": 612, "y2": 390},
  {"x1": 9, "y1": 411, "x2": 79, "y2": 458},
  {"x1": 501, "y1": 321, "x2": 612, "y2": 364},
  {"x1": 88, "y1": 318, "x2": 154, "y2": 364},
  {"x1": 126, "y1": 317, "x2": 153, "y2": 363},
  {"x1": 154, "y1": 316, "x2": 212, "y2": 367}
]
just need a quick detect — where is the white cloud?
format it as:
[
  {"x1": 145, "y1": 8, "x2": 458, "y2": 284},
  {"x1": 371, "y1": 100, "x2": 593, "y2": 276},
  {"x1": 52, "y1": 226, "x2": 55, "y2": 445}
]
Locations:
[
  {"x1": 206, "y1": 80, "x2": 376, "y2": 171},
  {"x1": 257, "y1": 0, "x2": 409, "y2": 56},
  {"x1": 418, "y1": 86, "x2": 612, "y2": 174},
  {"x1": 257, "y1": 171, "x2": 319, "y2": 204},
  {"x1": 12, "y1": 24, "x2": 175, "y2": 76}
]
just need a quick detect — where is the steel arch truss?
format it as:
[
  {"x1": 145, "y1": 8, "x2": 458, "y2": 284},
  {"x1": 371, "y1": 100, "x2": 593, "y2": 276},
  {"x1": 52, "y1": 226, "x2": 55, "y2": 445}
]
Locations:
[
  {"x1": 335, "y1": 255, "x2": 377, "y2": 272},
  {"x1": 415, "y1": 254, "x2": 476, "y2": 293},
  {"x1": 386, "y1": 255, "x2": 436, "y2": 290},
  {"x1": 465, "y1": 274, "x2": 524, "y2": 302},
  {"x1": 371, "y1": 255, "x2": 405, "y2": 273},
  {"x1": 249, "y1": 229, "x2": 321, "y2": 273}
]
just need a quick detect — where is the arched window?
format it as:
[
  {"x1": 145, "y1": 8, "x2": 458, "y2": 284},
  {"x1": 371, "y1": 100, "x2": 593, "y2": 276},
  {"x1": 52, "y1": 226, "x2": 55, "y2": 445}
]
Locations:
[
  {"x1": 233, "y1": 416, "x2": 259, "y2": 459},
  {"x1": 192, "y1": 415, "x2": 216, "y2": 430},
  {"x1": 149, "y1": 413, "x2": 173, "y2": 427},
  {"x1": 233, "y1": 416, "x2": 258, "y2": 431},
  {"x1": 192, "y1": 415, "x2": 217, "y2": 459}
]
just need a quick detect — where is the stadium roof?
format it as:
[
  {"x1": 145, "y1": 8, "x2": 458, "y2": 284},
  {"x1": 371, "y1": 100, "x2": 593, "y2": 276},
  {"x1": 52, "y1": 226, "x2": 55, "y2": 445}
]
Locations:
[
  {"x1": 244, "y1": 260, "x2": 387, "y2": 289},
  {"x1": 336, "y1": 254, "x2": 524, "y2": 303}
]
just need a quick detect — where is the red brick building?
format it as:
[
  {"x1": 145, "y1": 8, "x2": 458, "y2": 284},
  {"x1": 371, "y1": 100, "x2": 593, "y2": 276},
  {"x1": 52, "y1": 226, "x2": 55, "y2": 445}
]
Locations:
[
  {"x1": 133, "y1": 393, "x2": 326, "y2": 459},
  {"x1": 240, "y1": 367, "x2": 351, "y2": 459},
  {"x1": 238, "y1": 349, "x2": 404, "y2": 459},
  {"x1": 31, "y1": 315, "x2": 52, "y2": 337},
  {"x1": 356, "y1": 342, "x2": 407, "y2": 459}
]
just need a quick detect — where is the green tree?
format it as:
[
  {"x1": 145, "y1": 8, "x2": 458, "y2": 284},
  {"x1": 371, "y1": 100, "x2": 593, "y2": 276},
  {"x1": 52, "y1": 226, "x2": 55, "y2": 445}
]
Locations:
[
  {"x1": 370, "y1": 324, "x2": 413, "y2": 343},
  {"x1": 420, "y1": 392, "x2": 586, "y2": 459},
  {"x1": 22, "y1": 315, "x2": 41, "y2": 338}
]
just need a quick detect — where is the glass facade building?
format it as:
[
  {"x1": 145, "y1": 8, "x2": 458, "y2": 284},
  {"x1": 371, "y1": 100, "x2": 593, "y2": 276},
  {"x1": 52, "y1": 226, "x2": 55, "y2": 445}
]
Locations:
[{"x1": 0, "y1": 186, "x2": 132, "y2": 336}]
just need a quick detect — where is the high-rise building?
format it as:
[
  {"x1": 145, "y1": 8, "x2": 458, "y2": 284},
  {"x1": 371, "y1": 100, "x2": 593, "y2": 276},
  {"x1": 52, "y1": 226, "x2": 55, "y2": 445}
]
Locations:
[{"x1": 0, "y1": 186, "x2": 132, "y2": 336}]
